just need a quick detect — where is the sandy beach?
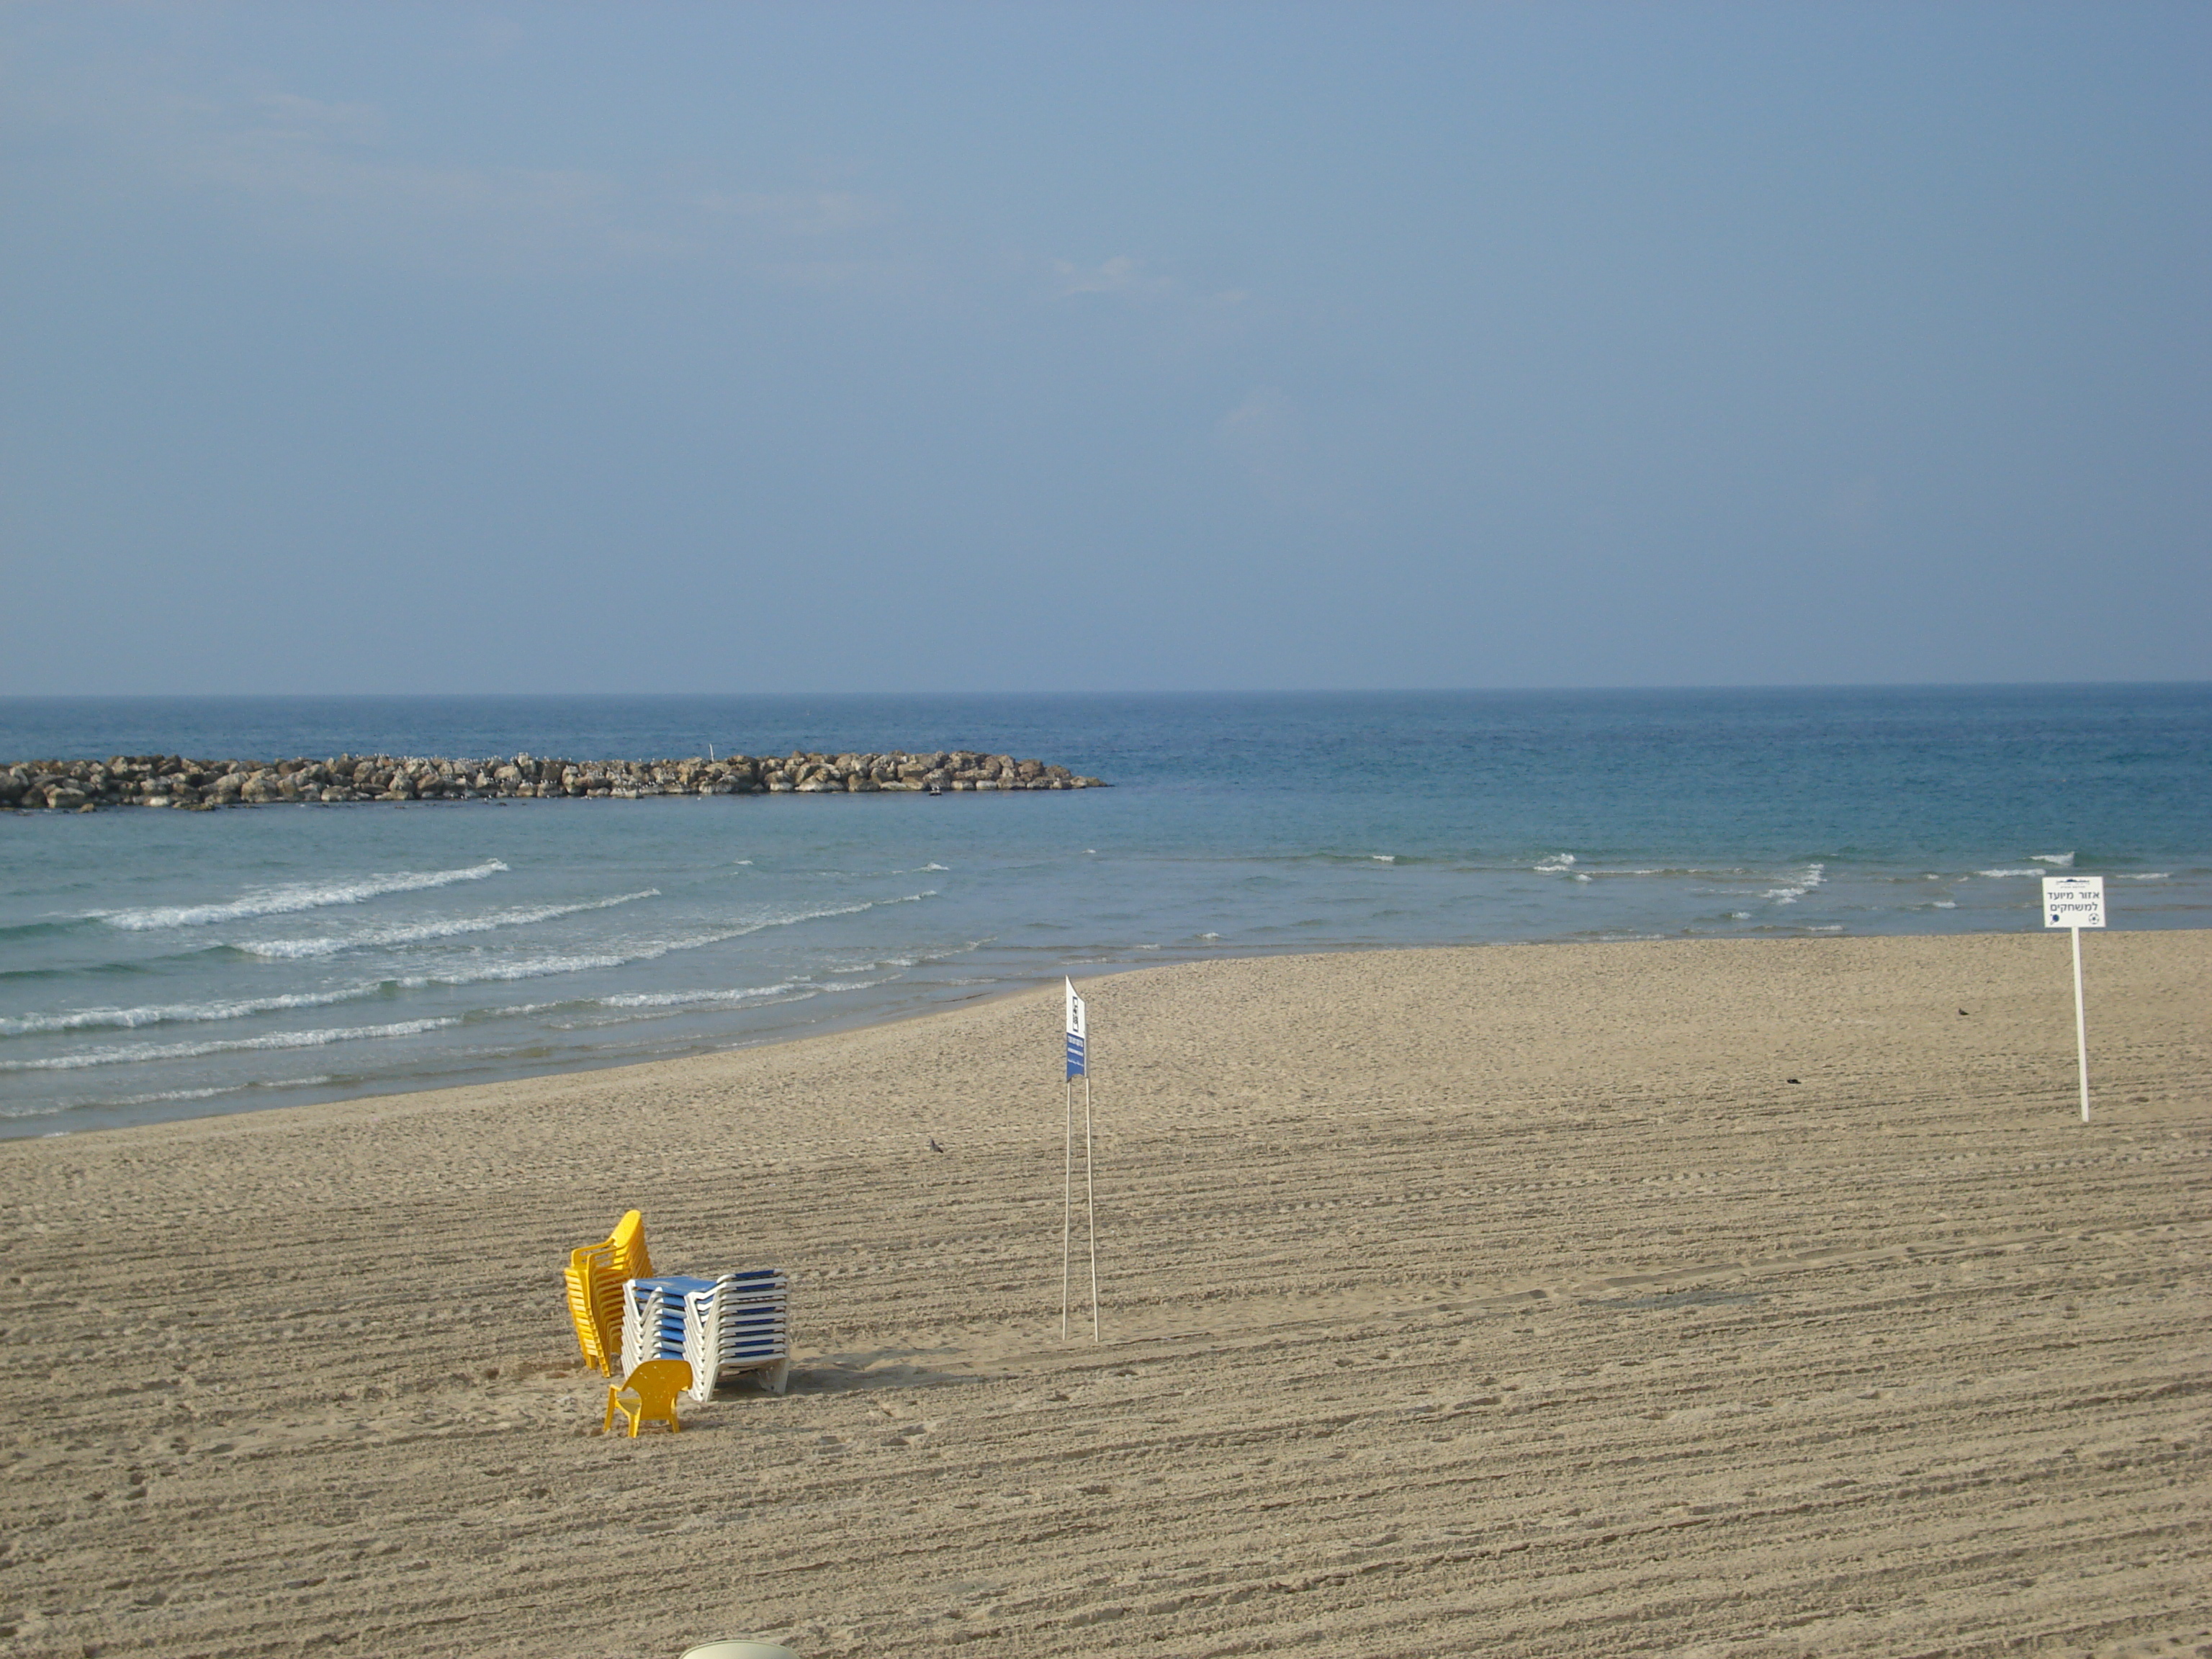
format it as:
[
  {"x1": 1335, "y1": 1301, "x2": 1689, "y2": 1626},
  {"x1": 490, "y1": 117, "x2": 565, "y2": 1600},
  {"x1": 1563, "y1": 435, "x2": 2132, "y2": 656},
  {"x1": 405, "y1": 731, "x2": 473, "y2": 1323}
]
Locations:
[{"x1": 2, "y1": 930, "x2": 2206, "y2": 1659}]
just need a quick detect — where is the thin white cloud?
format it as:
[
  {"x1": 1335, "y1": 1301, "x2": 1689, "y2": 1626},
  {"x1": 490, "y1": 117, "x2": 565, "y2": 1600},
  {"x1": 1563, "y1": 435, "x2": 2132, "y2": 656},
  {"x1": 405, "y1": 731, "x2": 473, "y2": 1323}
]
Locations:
[
  {"x1": 698, "y1": 189, "x2": 891, "y2": 238},
  {"x1": 1043, "y1": 256, "x2": 1266, "y2": 343},
  {"x1": 16, "y1": 70, "x2": 642, "y2": 273},
  {"x1": 251, "y1": 91, "x2": 386, "y2": 145},
  {"x1": 12, "y1": 64, "x2": 901, "y2": 280},
  {"x1": 1052, "y1": 254, "x2": 1175, "y2": 300},
  {"x1": 6, "y1": 50, "x2": 1264, "y2": 315}
]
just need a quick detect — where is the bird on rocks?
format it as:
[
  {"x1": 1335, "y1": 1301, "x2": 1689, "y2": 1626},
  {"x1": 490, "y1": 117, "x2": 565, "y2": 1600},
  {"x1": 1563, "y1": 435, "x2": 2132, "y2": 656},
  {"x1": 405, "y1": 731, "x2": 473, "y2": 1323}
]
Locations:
[{"x1": 928, "y1": 1137, "x2": 946, "y2": 1154}]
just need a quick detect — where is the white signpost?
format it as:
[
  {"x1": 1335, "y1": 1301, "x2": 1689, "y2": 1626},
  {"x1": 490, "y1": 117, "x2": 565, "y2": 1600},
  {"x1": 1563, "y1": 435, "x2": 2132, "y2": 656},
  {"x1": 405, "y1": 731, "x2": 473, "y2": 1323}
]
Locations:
[
  {"x1": 2042, "y1": 876, "x2": 2105, "y2": 1123},
  {"x1": 1061, "y1": 979, "x2": 1097, "y2": 1343}
]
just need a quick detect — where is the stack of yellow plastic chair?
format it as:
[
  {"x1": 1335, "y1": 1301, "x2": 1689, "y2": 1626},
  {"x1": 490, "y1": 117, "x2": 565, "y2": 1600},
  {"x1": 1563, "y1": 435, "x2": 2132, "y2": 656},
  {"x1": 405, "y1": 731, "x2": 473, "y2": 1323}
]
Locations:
[{"x1": 563, "y1": 1208, "x2": 651, "y2": 1375}]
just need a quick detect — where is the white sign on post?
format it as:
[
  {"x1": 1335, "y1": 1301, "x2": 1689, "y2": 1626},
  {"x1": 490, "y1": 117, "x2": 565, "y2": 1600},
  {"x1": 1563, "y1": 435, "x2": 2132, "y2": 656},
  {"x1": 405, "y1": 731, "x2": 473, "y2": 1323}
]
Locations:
[
  {"x1": 2042, "y1": 875, "x2": 2105, "y2": 930},
  {"x1": 2042, "y1": 876, "x2": 2105, "y2": 1123}
]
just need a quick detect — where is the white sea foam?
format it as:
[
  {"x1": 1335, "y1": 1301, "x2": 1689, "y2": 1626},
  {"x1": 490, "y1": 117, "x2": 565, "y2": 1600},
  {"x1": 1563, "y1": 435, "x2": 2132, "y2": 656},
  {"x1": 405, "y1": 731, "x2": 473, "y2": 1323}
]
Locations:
[
  {"x1": 1977, "y1": 868, "x2": 2044, "y2": 878},
  {"x1": 816, "y1": 940, "x2": 979, "y2": 976},
  {"x1": 1933, "y1": 900, "x2": 1958, "y2": 909},
  {"x1": 1545, "y1": 865, "x2": 1714, "y2": 880},
  {"x1": 1372, "y1": 854, "x2": 1395, "y2": 863},
  {"x1": 0, "y1": 1017, "x2": 464, "y2": 1072},
  {"x1": 92, "y1": 862, "x2": 508, "y2": 930},
  {"x1": 397, "y1": 954, "x2": 632, "y2": 986},
  {"x1": 2, "y1": 1083, "x2": 240, "y2": 1119},
  {"x1": 1764, "y1": 862, "x2": 1827, "y2": 903},
  {"x1": 234, "y1": 890, "x2": 658, "y2": 958},
  {"x1": 2120, "y1": 872, "x2": 2170, "y2": 880},
  {"x1": 101, "y1": 1085, "x2": 237, "y2": 1106},
  {"x1": 923, "y1": 863, "x2": 949, "y2": 871},
  {"x1": 595, "y1": 983, "x2": 807, "y2": 1010},
  {"x1": 377, "y1": 892, "x2": 937, "y2": 991},
  {"x1": 2032, "y1": 852, "x2": 2075, "y2": 867},
  {"x1": 1534, "y1": 853, "x2": 1576, "y2": 873},
  {"x1": 0, "y1": 986, "x2": 369, "y2": 1037}
]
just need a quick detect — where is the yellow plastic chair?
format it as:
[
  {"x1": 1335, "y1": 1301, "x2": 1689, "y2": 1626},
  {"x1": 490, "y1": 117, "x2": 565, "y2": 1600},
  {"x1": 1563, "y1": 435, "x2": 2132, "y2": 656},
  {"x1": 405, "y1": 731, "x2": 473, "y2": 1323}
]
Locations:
[
  {"x1": 564, "y1": 1210, "x2": 653, "y2": 1375},
  {"x1": 565, "y1": 1246, "x2": 620, "y2": 1374},
  {"x1": 607, "y1": 1208, "x2": 650, "y2": 1279},
  {"x1": 604, "y1": 1358, "x2": 693, "y2": 1437}
]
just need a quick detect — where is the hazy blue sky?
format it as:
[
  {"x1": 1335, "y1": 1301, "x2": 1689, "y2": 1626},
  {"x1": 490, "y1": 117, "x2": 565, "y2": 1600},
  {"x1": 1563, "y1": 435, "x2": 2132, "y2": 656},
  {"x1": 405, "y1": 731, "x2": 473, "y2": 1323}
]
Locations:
[{"x1": 3, "y1": 2, "x2": 2206, "y2": 693}]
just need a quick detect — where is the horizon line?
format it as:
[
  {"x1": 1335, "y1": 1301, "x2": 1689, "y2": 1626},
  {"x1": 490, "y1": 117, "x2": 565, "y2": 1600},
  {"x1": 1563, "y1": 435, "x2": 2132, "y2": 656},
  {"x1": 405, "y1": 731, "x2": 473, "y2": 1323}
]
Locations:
[{"x1": 2, "y1": 679, "x2": 2209, "y2": 703}]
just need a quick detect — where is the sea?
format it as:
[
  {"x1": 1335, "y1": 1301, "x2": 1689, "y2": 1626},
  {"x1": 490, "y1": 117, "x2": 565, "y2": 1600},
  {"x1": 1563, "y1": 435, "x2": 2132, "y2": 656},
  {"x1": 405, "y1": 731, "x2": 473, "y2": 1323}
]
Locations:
[{"x1": 3, "y1": 686, "x2": 2206, "y2": 1139}]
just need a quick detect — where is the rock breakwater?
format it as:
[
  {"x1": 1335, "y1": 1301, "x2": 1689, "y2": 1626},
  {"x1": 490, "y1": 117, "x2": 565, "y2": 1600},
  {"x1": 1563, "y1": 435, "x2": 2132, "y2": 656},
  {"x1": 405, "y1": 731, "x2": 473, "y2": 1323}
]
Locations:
[{"x1": 1, "y1": 750, "x2": 1107, "y2": 811}]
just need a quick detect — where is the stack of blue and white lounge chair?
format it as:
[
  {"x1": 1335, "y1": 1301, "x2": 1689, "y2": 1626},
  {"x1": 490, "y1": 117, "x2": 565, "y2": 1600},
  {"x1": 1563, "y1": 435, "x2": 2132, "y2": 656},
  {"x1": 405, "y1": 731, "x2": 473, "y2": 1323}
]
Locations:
[{"x1": 621, "y1": 1269, "x2": 791, "y2": 1403}]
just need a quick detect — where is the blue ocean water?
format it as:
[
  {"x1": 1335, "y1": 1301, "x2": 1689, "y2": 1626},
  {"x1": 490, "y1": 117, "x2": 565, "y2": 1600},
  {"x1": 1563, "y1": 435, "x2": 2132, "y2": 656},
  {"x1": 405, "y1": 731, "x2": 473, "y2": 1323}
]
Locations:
[{"x1": 3, "y1": 686, "x2": 2206, "y2": 1138}]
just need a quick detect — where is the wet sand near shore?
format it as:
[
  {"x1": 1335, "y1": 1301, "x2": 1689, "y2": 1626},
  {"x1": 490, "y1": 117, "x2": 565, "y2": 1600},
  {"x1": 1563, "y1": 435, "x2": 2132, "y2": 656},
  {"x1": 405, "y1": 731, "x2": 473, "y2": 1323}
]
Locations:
[{"x1": 2, "y1": 932, "x2": 2206, "y2": 1658}]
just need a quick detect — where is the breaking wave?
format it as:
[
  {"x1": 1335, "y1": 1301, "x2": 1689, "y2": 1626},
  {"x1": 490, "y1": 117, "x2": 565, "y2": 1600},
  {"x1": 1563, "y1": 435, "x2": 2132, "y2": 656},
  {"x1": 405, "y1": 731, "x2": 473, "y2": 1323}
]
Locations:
[
  {"x1": 234, "y1": 890, "x2": 658, "y2": 958},
  {"x1": 91, "y1": 862, "x2": 509, "y2": 930},
  {"x1": 380, "y1": 891, "x2": 936, "y2": 989},
  {"x1": 0, "y1": 893, "x2": 928, "y2": 1039},
  {"x1": 594, "y1": 983, "x2": 810, "y2": 1010},
  {"x1": 0, "y1": 987, "x2": 371, "y2": 1038},
  {"x1": 0, "y1": 1018, "x2": 466, "y2": 1072},
  {"x1": 1764, "y1": 863, "x2": 1827, "y2": 904}
]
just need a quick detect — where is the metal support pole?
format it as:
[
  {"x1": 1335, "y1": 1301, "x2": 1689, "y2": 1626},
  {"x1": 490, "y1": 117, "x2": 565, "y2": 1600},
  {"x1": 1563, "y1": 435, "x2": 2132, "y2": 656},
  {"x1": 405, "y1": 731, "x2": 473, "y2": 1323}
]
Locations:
[
  {"x1": 2072, "y1": 925, "x2": 2091, "y2": 1123},
  {"x1": 1084, "y1": 1073, "x2": 1099, "y2": 1343},
  {"x1": 1061, "y1": 1078, "x2": 1074, "y2": 1339}
]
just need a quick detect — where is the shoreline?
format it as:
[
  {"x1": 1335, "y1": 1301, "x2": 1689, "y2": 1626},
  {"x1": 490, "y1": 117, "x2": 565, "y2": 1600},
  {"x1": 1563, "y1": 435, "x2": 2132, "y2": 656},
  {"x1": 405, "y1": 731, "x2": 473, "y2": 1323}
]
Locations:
[
  {"x1": 3, "y1": 930, "x2": 2206, "y2": 1655},
  {"x1": 4, "y1": 959, "x2": 1059, "y2": 1144},
  {"x1": 8, "y1": 925, "x2": 2190, "y2": 1143},
  {"x1": 21, "y1": 925, "x2": 2206, "y2": 1178}
]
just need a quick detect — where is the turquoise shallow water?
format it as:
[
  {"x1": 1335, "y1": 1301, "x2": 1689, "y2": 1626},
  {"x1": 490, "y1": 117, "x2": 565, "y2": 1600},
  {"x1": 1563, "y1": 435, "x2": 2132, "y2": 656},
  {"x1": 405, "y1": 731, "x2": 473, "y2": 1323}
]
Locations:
[{"x1": 3, "y1": 686, "x2": 2206, "y2": 1138}]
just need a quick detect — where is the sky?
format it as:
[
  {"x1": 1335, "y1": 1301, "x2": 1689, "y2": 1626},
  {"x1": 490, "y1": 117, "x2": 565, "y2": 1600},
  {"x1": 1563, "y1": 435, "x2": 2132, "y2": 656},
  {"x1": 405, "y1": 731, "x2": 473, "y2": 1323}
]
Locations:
[{"x1": 1, "y1": 1, "x2": 2206, "y2": 695}]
